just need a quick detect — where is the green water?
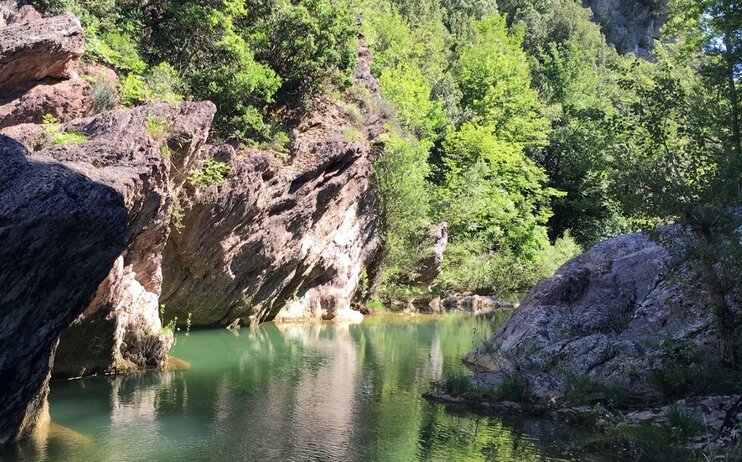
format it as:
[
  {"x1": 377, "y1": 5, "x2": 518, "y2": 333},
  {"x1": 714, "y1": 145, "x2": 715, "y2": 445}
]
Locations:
[{"x1": 4, "y1": 314, "x2": 592, "y2": 461}]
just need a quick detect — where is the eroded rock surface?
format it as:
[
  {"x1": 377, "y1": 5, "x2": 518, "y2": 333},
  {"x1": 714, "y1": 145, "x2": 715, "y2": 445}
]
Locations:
[
  {"x1": 48, "y1": 101, "x2": 216, "y2": 378},
  {"x1": 464, "y1": 227, "x2": 722, "y2": 400},
  {"x1": 161, "y1": 44, "x2": 384, "y2": 326}
]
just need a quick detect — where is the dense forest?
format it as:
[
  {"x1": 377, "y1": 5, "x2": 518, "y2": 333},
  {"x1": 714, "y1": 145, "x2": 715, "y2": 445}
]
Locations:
[{"x1": 33, "y1": 0, "x2": 740, "y2": 305}]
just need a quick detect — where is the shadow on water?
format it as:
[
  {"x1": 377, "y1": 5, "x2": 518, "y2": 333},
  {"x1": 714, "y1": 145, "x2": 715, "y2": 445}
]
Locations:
[{"x1": 2, "y1": 314, "x2": 604, "y2": 461}]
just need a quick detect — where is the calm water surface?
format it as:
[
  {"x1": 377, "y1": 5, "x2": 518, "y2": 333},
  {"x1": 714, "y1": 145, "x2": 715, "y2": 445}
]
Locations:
[{"x1": 4, "y1": 314, "x2": 595, "y2": 461}]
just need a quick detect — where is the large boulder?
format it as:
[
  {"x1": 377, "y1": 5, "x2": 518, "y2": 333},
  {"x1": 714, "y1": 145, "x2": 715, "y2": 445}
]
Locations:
[
  {"x1": 464, "y1": 227, "x2": 726, "y2": 400},
  {"x1": 0, "y1": 135, "x2": 127, "y2": 444},
  {"x1": 0, "y1": 4, "x2": 93, "y2": 128},
  {"x1": 0, "y1": 11, "x2": 84, "y2": 93},
  {"x1": 161, "y1": 43, "x2": 385, "y2": 326}
]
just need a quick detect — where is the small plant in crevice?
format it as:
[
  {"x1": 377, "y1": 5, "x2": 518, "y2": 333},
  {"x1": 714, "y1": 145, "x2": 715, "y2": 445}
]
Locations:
[
  {"x1": 188, "y1": 158, "x2": 231, "y2": 188},
  {"x1": 90, "y1": 76, "x2": 119, "y2": 113},
  {"x1": 185, "y1": 312, "x2": 193, "y2": 336},
  {"x1": 343, "y1": 127, "x2": 364, "y2": 142},
  {"x1": 41, "y1": 114, "x2": 88, "y2": 147},
  {"x1": 344, "y1": 102, "x2": 365, "y2": 127},
  {"x1": 146, "y1": 114, "x2": 170, "y2": 141}
]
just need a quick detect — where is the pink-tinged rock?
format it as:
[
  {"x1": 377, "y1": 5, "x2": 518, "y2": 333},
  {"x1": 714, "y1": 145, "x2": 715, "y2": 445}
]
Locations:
[{"x1": 0, "y1": 12, "x2": 84, "y2": 94}]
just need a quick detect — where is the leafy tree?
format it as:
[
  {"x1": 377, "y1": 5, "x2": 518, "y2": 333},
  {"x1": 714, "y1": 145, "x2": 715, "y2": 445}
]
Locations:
[
  {"x1": 451, "y1": 15, "x2": 550, "y2": 147},
  {"x1": 249, "y1": 0, "x2": 358, "y2": 103},
  {"x1": 436, "y1": 122, "x2": 557, "y2": 258},
  {"x1": 379, "y1": 63, "x2": 446, "y2": 141}
]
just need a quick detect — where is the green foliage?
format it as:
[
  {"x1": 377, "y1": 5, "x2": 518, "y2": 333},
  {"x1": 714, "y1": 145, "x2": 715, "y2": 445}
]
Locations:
[
  {"x1": 249, "y1": 0, "x2": 357, "y2": 102},
  {"x1": 379, "y1": 63, "x2": 446, "y2": 141},
  {"x1": 372, "y1": 133, "x2": 432, "y2": 294},
  {"x1": 189, "y1": 158, "x2": 232, "y2": 188},
  {"x1": 451, "y1": 15, "x2": 549, "y2": 147},
  {"x1": 146, "y1": 115, "x2": 169, "y2": 141},
  {"x1": 436, "y1": 122, "x2": 557, "y2": 257},
  {"x1": 41, "y1": 114, "x2": 88, "y2": 146},
  {"x1": 436, "y1": 233, "x2": 580, "y2": 296},
  {"x1": 144, "y1": 63, "x2": 183, "y2": 104}
]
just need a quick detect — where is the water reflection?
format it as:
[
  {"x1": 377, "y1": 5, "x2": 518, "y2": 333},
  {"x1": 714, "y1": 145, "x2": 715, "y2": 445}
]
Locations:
[{"x1": 2, "y1": 315, "x2": 590, "y2": 461}]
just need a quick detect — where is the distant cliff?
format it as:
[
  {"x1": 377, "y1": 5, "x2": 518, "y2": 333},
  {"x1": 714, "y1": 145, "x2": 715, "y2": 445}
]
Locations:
[{"x1": 584, "y1": 0, "x2": 669, "y2": 58}]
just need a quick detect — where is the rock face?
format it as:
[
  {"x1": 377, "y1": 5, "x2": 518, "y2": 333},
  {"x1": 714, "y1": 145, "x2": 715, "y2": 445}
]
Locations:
[
  {"x1": 0, "y1": 2, "x2": 217, "y2": 440},
  {"x1": 161, "y1": 43, "x2": 384, "y2": 326},
  {"x1": 464, "y1": 227, "x2": 722, "y2": 401},
  {"x1": 0, "y1": 135, "x2": 127, "y2": 444},
  {"x1": 49, "y1": 101, "x2": 216, "y2": 378},
  {"x1": 584, "y1": 0, "x2": 668, "y2": 59}
]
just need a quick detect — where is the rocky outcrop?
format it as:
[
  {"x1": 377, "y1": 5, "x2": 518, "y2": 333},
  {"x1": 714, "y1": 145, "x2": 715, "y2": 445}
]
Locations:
[
  {"x1": 463, "y1": 227, "x2": 725, "y2": 401},
  {"x1": 584, "y1": 0, "x2": 668, "y2": 59},
  {"x1": 48, "y1": 101, "x2": 216, "y2": 377},
  {"x1": 161, "y1": 55, "x2": 385, "y2": 325},
  {"x1": 0, "y1": 135, "x2": 128, "y2": 444},
  {"x1": 0, "y1": 4, "x2": 93, "y2": 128},
  {"x1": 0, "y1": 10, "x2": 83, "y2": 93}
]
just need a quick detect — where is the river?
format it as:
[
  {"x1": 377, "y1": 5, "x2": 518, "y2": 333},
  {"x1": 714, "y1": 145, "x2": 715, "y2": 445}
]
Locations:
[{"x1": 3, "y1": 314, "x2": 597, "y2": 461}]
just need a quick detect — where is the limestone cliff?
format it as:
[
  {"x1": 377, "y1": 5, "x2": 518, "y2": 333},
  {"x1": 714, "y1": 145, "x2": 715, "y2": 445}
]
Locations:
[{"x1": 161, "y1": 43, "x2": 385, "y2": 326}]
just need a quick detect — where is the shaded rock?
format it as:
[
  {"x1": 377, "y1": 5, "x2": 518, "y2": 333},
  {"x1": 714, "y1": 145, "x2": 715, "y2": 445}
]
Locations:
[
  {"x1": 49, "y1": 101, "x2": 216, "y2": 378},
  {"x1": 464, "y1": 227, "x2": 722, "y2": 401},
  {"x1": 0, "y1": 12, "x2": 84, "y2": 93},
  {"x1": 584, "y1": 0, "x2": 668, "y2": 59},
  {"x1": 0, "y1": 135, "x2": 128, "y2": 444},
  {"x1": 0, "y1": 77, "x2": 93, "y2": 128},
  {"x1": 161, "y1": 46, "x2": 385, "y2": 326}
]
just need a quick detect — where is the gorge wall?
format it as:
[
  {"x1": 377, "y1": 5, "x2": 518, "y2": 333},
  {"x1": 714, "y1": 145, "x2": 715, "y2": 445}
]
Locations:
[
  {"x1": 160, "y1": 51, "x2": 385, "y2": 326},
  {"x1": 0, "y1": 1, "x2": 384, "y2": 443}
]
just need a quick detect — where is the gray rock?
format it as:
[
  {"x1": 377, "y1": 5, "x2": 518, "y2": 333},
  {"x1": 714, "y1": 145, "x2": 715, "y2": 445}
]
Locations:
[
  {"x1": 584, "y1": 0, "x2": 668, "y2": 59},
  {"x1": 464, "y1": 227, "x2": 722, "y2": 401},
  {"x1": 0, "y1": 135, "x2": 128, "y2": 444}
]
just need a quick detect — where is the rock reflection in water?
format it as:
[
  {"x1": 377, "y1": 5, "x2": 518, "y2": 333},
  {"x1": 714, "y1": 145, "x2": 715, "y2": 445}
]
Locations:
[{"x1": 2, "y1": 315, "x2": 591, "y2": 461}]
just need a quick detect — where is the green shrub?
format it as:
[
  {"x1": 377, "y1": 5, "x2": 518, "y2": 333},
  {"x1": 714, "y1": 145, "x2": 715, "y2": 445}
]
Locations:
[
  {"x1": 144, "y1": 63, "x2": 183, "y2": 103},
  {"x1": 342, "y1": 127, "x2": 364, "y2": 142},
  {"x1": 344, "y1": 103, "x2": 365, "y2": 127},
  {"x1": 120, "y1": 73, "x2": 148, "y2": 107},
  {"x1": 189, "y1": 158, "x2": 232, "y2": 188}
]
